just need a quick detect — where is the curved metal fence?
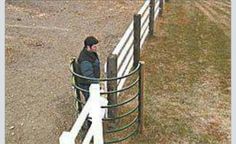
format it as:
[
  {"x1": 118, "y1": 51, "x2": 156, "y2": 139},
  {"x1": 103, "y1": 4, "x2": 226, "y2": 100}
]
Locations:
[
  {"x1": 67, "y1": 0, "x2": 167, "y2": 143},
  {"x1": 70, "y1": 58, "x2": 144, "y2": 144}
]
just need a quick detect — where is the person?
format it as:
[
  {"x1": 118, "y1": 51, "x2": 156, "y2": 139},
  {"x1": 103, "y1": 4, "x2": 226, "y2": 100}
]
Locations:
[
  {"x1": 76, "y1": 36, "x2": 100, "y2": 138},
  {"x1": 77, "y1": 36, "x2": 100, "y2": 101}
]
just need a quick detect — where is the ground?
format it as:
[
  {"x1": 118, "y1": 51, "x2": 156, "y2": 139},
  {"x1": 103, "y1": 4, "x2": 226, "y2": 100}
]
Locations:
[
  {"x1": 5, "y1": 1, "x2": 143, "y2": 144},
  {"x1": 128, "y1": 0, "x2": 231, "y2": 143},
  {"x1": 6, "y1": 0, "x2": 231, "y2": 144}
]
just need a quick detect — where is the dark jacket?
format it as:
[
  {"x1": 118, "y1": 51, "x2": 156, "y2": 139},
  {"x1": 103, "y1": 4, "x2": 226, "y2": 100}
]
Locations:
[{"x1": 77, "y1": 48, "x2": 100, "y2": 85}]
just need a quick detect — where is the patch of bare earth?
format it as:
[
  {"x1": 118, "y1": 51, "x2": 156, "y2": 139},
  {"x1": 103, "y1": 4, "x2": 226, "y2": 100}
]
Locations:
[{"x1": 5, "y1": 1, "x2": 144, "y2": 144}]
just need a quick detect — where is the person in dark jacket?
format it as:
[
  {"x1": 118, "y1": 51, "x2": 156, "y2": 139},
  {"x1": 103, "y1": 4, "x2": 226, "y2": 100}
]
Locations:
[
  {"x1": 77, "y1": 36, "x2": 100, "y2": 101},
  {"x1": 76, "y1": 36, "x2": 101, "y2": 137}
]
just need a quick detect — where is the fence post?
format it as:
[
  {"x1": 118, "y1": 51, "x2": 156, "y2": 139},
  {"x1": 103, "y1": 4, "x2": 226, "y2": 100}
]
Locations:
[
  {"x1": 159, "y1": 0, "x2": 164, "y2": 17},
  {"x1": 149, "y1": 0, "x2": 155, "y2": 36},
  {"x1": 107, "y1": 54, "x2": 118, "y2": 125},
  {"x1": 133, "y1": 14, "x2": 141, "y2": 68},
  {"x1": 138, "y1": 61, "x2": 145, "y2": 134},
  {"x1": 71, "y1": 58, "x2": 82, "y2": 113}
]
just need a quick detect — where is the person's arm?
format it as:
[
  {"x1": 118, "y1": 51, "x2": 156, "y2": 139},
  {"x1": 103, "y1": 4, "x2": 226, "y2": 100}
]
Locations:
[{"x1": 80, "y1": 61, "x2": 99, "y2": 83}]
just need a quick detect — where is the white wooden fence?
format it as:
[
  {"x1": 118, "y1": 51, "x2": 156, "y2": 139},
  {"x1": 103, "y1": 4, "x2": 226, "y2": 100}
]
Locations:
[
  {"x1": 60, "y1": 84, "x2": 108, "y2": 144},
  {"x1": 60, "y1": 0, "x2": 166, "y2": 143},
  {"x1": 104, "y1": 0, "x2": 163, "y2": 93}
]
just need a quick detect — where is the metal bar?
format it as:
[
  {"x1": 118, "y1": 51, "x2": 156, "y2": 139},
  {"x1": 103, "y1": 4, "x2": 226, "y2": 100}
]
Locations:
[
  {"x1": 101, "y1": 92, "x2": 139, "y2": 108},
  {"x1": 117, "y1": 57, "x2": 134, "y2": 91},
  {"x1": 73, "y1": 96, "x2": 85, "y2": 106},
  {"x1": 72, "y1": 83, "x2": 89, "y2": 93},
  {"x1": 101, "y1": 77, "x2": 139, "y2": 95},
  {"x1": 117, "y1": 46, "x2": 134, "y2": 78},
  {"x1": 103, "y1": 105, "x2": 138, "y2": 121},
  {"x1": 117, "y1": 56, "x2": 134, "y2": 89},
  {"x1": 71, "y1": 58, "x2": 83, "y2": 112},
  {"x1": 104, "y1": 126, "x2": 139, "y2": 144},
  {"x1": 70, "y1": 62, "x2": 140, "y2": 81},
  {"x1": 104, "y1": 116, "x2": 138, "y2": 133},
  {"x1": 138, "y1": 61, "x2": 145, "y2": 134}
]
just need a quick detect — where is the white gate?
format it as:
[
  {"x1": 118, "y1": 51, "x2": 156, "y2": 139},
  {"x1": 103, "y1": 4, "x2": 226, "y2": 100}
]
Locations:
[{"x1": 59, "y1": 84, "x2": 108, "y2": 144}]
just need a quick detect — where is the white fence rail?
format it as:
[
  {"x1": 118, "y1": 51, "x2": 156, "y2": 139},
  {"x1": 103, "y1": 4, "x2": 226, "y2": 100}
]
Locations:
[
  {"x1": 60, "y1": 0, "x2": 166, "y2": 143},
  {"x1": 59, "y1": 84, "x2": 108, "y2": 144},
  {"x1": 105, "y1": 0, "x2": 162, "y2": 92}
]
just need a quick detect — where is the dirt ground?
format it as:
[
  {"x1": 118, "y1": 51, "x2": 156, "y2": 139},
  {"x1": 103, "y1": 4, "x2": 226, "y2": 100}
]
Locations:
[
  {"x1": 5, "y1": 0, "x2": 231, "y2": 144},
  {"x1": 5, "y1": 1, "x2": 143, "y2": 144}
]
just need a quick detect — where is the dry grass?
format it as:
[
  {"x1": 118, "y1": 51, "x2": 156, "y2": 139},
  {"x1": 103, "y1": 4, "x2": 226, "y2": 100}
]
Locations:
[{"x1": 112, "y1": 0, "x2": 231, "y2": 143}]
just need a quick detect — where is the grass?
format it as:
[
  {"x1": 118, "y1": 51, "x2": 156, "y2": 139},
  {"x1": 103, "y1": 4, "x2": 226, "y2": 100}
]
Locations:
[{"x1": 122, "y1": 0, "x2": 231, "y2": 144}]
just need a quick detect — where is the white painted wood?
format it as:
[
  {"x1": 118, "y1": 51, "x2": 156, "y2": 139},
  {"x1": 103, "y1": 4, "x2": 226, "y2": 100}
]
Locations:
[
  {"x1": 117, "y1": 58, "x2": 134, "y2": 91},
  {"x1": 82, "y1": 85, "x2": 105, "y2": 144},
  {"x1": 103, "y1": 62, "x2": 108, "y2": 93},
  {"x1": 70, "y1": 100, "x2": 91, "y2": 139},
  {"x1": 59, "y1": 84, "x2": 107, "y2": 144},
  {"x1": 140, "y1": 27, "x2": 149, "y2": 49},
  {"x1": 141, "y1": 6, "x2": 150, "y2": 27},
  {"x1": 117, "y1": 46, "x2": 134, "y2": 78},
  {"x1": 117, "y1": 35, "x2": 134, "y2": 69},
  {"x1": 106, "y1": 0, "x2": 162, "y2": 94},
  {"x1": 82, "y1": 127, "x2": 93, "y2": 144},
  {"x1": 138, "y1": 0, "x2": 150, "y2": 15},
  {"x1": 155, "y1": 0, "x2": 160, "y2": 11},
  {"x1": 60, "y1": 132, "x2": 75, "y2": 144},
  {"x1": 112, "y1": 21, "x2": 133, "y2": 55},
  {"x1": 154, "y1": 7, "x2": 160, "y2": 20},
  {"x1": 141, "y1": 18, "x2": 149, "y2": 38}
]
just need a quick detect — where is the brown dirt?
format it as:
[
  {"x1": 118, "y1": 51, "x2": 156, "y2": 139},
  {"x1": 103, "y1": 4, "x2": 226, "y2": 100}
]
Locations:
[{"x1": 5, "y1": 1, "x2": 143, "y2": 144}]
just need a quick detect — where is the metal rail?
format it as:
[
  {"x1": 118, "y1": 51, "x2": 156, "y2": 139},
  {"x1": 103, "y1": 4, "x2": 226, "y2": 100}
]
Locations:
[{"x1": 70, "y1": 58, "x2": 144, "y2": 143}]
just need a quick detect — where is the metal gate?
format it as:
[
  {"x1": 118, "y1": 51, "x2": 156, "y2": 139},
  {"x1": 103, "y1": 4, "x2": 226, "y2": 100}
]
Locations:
[{"x1": 70, "y1": 58, "x2": 144, "y2": 143}]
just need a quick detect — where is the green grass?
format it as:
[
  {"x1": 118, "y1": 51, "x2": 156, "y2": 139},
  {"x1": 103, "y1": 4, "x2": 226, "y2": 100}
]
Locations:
[{"x1": 125, "y1": 1, "x2": 231, "y2": 144}]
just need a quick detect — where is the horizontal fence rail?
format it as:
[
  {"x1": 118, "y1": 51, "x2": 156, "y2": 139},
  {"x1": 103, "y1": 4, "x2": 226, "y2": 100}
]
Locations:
[
  {"x1": 60, "y1": 84, "x2": 107, "y2": 144},
  {"x1": 62, "y1": 0, "x2": 167, "y2": 143},
  {"x1": 105, "y1": 0, "x2": 162, "y2": 94},
  {"x1": 155, "y1": 0, "x2": 161, "y2": 19}
]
